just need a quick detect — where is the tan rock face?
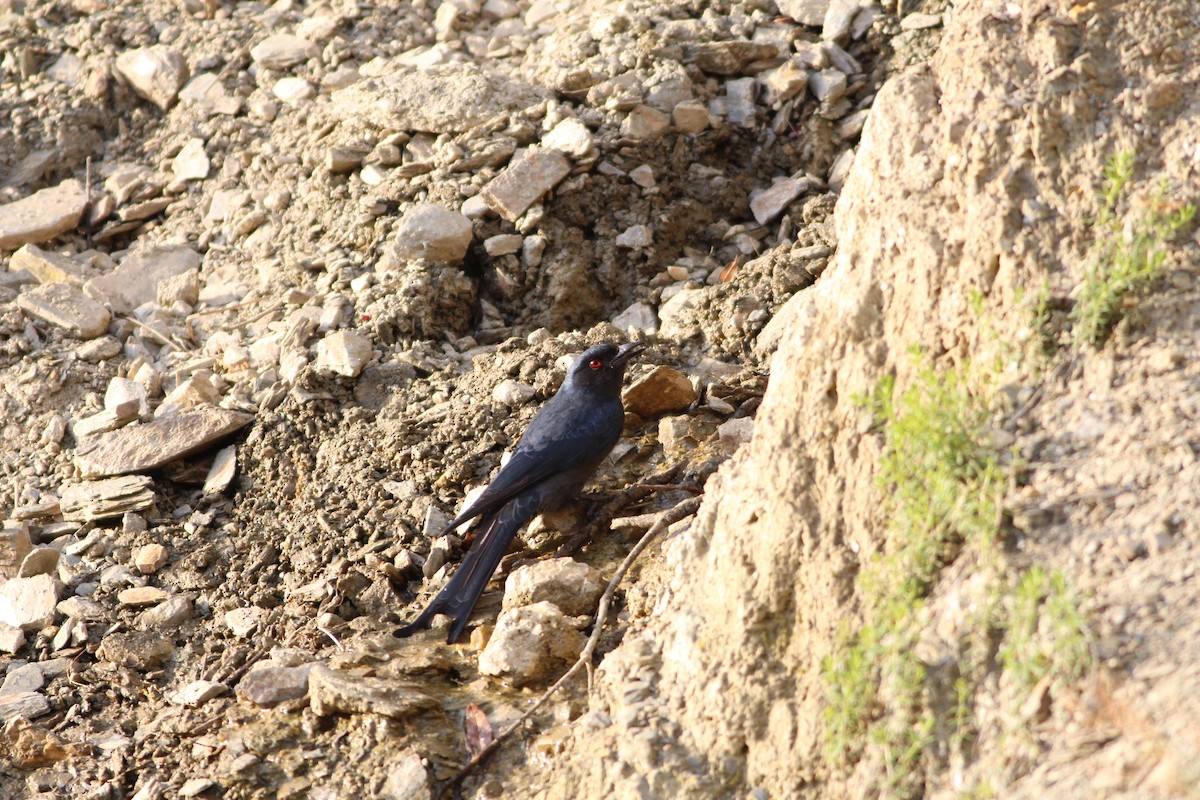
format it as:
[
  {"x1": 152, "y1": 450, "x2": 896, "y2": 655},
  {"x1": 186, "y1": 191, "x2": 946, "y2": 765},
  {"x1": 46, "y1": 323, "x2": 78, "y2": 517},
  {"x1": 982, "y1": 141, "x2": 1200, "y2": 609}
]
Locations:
[{"x1": 533, "y1": 4, "x2": 1200, "y2": 800}]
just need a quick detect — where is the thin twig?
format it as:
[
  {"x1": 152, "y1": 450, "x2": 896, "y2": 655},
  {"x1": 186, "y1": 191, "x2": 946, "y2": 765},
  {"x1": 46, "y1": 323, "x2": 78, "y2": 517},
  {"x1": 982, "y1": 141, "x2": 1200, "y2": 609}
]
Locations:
[
  {"x1": 127, "y1": 316, "x2": 189, "y2": 352},
  {"x1": 435, "y1": 495, "x2": 703, "y2": 799}
]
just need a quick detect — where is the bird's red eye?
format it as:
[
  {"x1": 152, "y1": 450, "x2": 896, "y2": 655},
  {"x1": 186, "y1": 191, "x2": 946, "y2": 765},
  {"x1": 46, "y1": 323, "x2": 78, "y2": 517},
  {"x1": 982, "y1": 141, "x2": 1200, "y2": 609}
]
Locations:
[{"x1": 589, "y1": 358, "x2": 603, "y2": 370}]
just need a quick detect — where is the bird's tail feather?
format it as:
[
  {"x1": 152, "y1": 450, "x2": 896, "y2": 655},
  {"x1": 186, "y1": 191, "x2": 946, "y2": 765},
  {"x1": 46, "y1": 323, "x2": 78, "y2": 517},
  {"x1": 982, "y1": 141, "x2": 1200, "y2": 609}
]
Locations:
[{"x1": 394, "y1": 492, "x2": 540, "y2": 644}]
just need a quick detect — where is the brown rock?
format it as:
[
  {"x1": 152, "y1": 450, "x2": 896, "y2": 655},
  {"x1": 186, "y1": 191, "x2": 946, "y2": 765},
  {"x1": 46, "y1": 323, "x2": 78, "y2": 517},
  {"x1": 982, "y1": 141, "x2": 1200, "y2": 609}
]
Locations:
[
  {"x1": 685, "y1": 42, "x2": 781, "y2": 75},
  {"x1": 237, "y1": 664, "x2": 312, "y2": 707},
  {"x1": 117, "y1": 587, "x2": 169, "y2": 607},
  {"x1": 622, "y1": 366, "x2": 696, "y2": 417},
  {"x1": 134, "y1": 544, "x2": 169, "y2": 574}
]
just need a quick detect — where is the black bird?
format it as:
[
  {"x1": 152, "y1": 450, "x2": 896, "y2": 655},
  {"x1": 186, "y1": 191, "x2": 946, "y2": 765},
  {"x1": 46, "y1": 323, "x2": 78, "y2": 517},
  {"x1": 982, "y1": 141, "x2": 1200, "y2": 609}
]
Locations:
[{"x1": 394, "y1": 341, "x2": 645, "y2": 644}]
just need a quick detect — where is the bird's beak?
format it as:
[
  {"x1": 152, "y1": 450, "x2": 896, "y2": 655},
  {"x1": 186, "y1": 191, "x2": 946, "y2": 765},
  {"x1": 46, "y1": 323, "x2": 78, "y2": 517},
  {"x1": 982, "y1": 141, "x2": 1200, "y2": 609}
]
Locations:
[{"x1": 612, "y1": 341, "x2": 646, "y2": 368}]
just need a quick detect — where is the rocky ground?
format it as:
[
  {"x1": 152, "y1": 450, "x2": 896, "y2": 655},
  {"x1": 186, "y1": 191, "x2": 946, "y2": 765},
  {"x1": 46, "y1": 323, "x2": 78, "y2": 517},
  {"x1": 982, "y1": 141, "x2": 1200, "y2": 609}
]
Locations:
[{"x1": 1, "y1": 0, "x2": 1198, "y2": 798}]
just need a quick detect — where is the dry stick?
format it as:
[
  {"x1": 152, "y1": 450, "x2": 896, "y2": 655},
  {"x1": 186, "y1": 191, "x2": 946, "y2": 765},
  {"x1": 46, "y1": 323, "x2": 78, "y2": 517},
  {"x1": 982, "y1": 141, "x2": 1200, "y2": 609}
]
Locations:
[
  {"x1": 437, "y1": 495, "x2": 703, "y2": 800},
  {"x1": 126, "y1": 317, "x2": 188, "y2": 352}
]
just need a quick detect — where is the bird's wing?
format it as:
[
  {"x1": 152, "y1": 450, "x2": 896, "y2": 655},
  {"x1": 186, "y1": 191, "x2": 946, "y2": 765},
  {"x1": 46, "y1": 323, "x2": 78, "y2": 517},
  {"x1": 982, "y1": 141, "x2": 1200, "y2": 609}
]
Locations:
[{"x1": 443, "y1": 392, "x2": 622, "y2": 531}]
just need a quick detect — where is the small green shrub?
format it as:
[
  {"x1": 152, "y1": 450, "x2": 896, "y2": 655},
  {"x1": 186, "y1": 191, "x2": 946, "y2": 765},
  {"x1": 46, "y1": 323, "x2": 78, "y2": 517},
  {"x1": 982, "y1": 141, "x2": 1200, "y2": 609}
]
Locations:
[{"x1": 1072, "y1": 150, "x2": 1197, "y2": 346}]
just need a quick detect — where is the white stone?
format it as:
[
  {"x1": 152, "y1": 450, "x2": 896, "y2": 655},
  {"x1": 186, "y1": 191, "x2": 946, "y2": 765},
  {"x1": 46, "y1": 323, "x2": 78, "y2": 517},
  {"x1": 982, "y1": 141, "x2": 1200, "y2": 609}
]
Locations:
[
  {"x1": 629, "y1": 165, "x2": 655, "y2": 187},
  {"x1": 483, "y1": 234, "x2": 523, "y2": 256},
  {"x1": 823, "y1": 0, "x2": 863, "y2": 41},
  {"x1": 383, "y1": 749, "x2": 431, "y2": 800},
  {"x1": 658, "y1": 287, "x2": 705, "y2": 339},
  {"x1": 750, "y1": 177, "x2": 818, "y2": 225},
  {"x1": 477, "y1": 601, "x2": 584, "y2": 685},
  {"x1": 480, "y1": 148, "x2": 571, "y2": 222},
  {"x1": 542, "y1": 118, "x2": 594, "y2": 157},
  {"x1": 224, "y1": 607, "x2": 266, "y2": 638},
  {"x1": 777, "y1": 0, "x2": 830, "y2": 26},
  {"x1": 103, "y1": 378, "x2": 147, "y2": 419},
  {"x1": 0, "y1": 692, "x2": 50, "y2": 721},
  {"x1": 726, "y1": 78, "x2": 757, "y2": 128},
  {"x1": 172, "y1": 138, "x2": 210, "y2": 181},
  {"x1": 114, "y1": 46, "x2": 189, "y2": 111},
  {"x1": 502, "y1": 558, "x2": 604, "y2": 616},
  {"x1": 17, "y1": 282, "x2": 110, "y2": 339},
  {"x1": 492, "y1": 379, "x2": 535, "y2": 406},
  {"x1": 900, "y1": 12, "x2": 942, "y2": 30},
  {"x1": 250, "y1": 34, "x2": 319, "y2": 70},
  {"x1": 522, "y1": 235, "x2": 547, "y2": 266},
  {"x1": 0, "y1": 574, "x2": 62, "y2": 631},
  {"x1": 808, "y1": 69, "x2": 848, "y2": 103},
  {"x1": 0, "y1": 180, "x2": 89, "y2": 250},
  {"x1": 390, "y1": 204, "x2": 474, "y2": 263},
  {"x1": 315, "y1": 330, "x2": 373, "y2": 378},
  {"x1": 718, "y1": 417, "x2": 755, "y2": 452},
  {"x1": 615, "y1": 224, "x2": 652, "y2": 249},
  {"x1": 0, "y1": 624, "x2": 25, "y2": 654},
  {"x1": 86, "y1": 245, "x2": 201, "y2": 314},
  {"x1": 611, "y1": 301, "x2": 658, "y2": 335},
  {"x1": 9, "y1": 244, "x2": 90, "y2": 285},
  {"x1": 179, "y1": 73, "x2": 241, "y2": 115},
  {"x1": 169, "y1": 679, "x2": 228, "y2": 707},
  {"x1": 273, "y1": 77, "x2": 316, "y2": 104}
]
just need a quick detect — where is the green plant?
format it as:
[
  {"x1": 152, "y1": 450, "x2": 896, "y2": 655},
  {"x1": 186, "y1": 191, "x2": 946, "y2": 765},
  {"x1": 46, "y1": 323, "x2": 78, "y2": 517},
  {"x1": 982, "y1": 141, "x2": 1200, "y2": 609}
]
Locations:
[
  {"x1": 998, "y1": 567, "x2": 1092, "y2": 693},
  {"x1": 1072, "y1": 149, "x2": 1197, "y2": 346},
  {"x1": 822, "y1": 356, "x2": 1007, "y2": 788}
]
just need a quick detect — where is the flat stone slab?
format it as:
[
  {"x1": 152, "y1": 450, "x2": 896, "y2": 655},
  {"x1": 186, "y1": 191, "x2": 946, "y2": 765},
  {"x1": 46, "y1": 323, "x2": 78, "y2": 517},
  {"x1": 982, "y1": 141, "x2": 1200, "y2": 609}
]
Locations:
[
  {"x1": 17, "y1": 282, "x2": 111, "y2": 339},
  {"x1": 749, "y1": 176, "x2": 820, "y2": 225},
  {"x1": 480, "y1": 147, "x2": 571, "y2": 222},
  {"x1": 250, "y1": 33, "x2": 319, "y2": 70},
  {"x1": 97, "y1": 631, "x2": 174, "y2": 670},
  {"x1": 330, "y1": 63, "x2": 544, "y2": 133},
  {"x1": 10, "y1": 244, "x2": 92, "y2": 285},
  {"x1": 0, "y1": 692, "x2": 50, "y2": 722},
  {"x1": 75, "y1": 408, "x2": 254, "y2": 479},
  {"x1": 169, "y1": 679, "x2": 228, "y2": 707},
  {"x1": 60, "y1": 475, "x2": 157, "y2": 522},
  {"x1": 308, "y1": 665, "x2": 439, "y2": 719},
  {"x1": 0, "y1": 180, "x2": 88, "y2": 250}
]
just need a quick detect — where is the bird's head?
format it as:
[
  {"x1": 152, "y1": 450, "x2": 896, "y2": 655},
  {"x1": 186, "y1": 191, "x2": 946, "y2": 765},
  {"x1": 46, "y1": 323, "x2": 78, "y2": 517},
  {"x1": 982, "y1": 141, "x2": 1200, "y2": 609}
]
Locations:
[{"x1": 563, "y1": 341, "x2": 645, "y2": 394}]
